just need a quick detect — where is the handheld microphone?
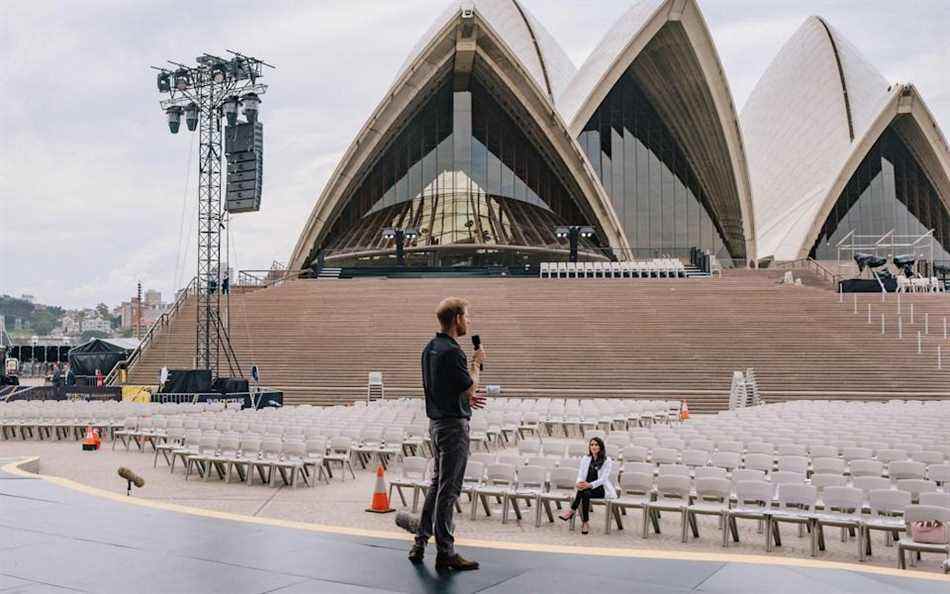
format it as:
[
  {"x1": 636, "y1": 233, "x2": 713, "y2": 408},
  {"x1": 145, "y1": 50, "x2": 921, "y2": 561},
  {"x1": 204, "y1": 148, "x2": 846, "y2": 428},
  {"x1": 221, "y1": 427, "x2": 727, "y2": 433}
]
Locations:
[
  {"x1": 471, "y1": 335, "x2": 483, "y2": 371},
  {"x1": 118, "y1": 467, "x2": 145, "y2": 495}
]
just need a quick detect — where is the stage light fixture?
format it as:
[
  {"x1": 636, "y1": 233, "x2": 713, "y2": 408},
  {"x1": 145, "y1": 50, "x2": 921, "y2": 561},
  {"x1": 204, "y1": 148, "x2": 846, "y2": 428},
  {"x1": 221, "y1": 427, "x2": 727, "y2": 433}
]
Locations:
[
  {"x1": 166, "y1": 106, "x2": 182, "y2": 134},
  {"x1": 184, "y1": 102, "x2": 199, "y2": 132},
  {"x1": 211, "y1": 62, "x2": 228, "y2": 83},
  {"x1": 579, "y1": 226, "x2": 595, "y2": 239},
  {"x1": 223, "y1": 96, "x2": 240, "y2": 126},
  {"x1": 404, "y1": 227, "x2": 420, "y2": 240},
  {"x1": 157, "y1": 72, "x2": 171, "y2": 92},
  {"x1": 382, "y1": 227, "x2": 396, "y2": 240},
  {"x1": 174, "y1": 68, "x2": 190, "y2": 91},
  {"x1": 555, "y1": 226, "x2": 569, "y2": 239},
  {"x1": 241, "y1": 93, "x2": 260, "y2": 124}
]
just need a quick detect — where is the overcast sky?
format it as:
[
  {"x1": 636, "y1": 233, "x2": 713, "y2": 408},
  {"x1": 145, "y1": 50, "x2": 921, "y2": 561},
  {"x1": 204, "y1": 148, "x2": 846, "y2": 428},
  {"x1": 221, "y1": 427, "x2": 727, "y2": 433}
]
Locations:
[{"x1": 2, "y1": 0, "x2": 947, "y2": 309}]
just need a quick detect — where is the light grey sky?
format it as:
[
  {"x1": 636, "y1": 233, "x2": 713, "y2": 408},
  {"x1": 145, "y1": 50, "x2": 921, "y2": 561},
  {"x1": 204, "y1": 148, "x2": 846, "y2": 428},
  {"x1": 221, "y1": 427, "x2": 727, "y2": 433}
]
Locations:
[{"x1": 2, "y1": 0, "x2": 947, "y2": 308}]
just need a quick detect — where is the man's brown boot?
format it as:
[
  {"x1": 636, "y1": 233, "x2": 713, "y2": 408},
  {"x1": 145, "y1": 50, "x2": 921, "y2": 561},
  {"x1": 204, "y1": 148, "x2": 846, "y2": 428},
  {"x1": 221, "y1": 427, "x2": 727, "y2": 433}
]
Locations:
[{"x1": 435, "y1": 553, "x2": 479, "y2": 571}]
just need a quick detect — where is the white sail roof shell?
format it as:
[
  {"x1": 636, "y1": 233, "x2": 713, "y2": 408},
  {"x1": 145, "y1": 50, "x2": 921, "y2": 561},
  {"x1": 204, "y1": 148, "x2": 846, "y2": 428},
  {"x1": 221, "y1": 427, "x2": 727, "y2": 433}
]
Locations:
[
  {"x1": 557, "y1": 0, "x2": 665, "y2": 126},
  {"x1": 395, "y1": 0, "x2": 576, "y2": 101},
  {"x1": 741, "y1": 16, "x2": 893, "y2": 261}
]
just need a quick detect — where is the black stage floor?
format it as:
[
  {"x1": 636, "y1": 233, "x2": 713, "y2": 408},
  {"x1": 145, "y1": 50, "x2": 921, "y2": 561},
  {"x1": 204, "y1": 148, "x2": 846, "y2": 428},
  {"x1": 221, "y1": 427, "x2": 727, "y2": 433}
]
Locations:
[{"x1": 0, "y1": 460, "x2": 947, "y2": 594}]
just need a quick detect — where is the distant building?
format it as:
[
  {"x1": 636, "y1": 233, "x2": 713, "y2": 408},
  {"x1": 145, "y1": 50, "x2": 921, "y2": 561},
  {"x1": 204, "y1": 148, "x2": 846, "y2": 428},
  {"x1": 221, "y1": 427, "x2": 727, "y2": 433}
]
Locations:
[
  {"x1": 81, "y1": 317, "x2": 112, "y2": 334},
  {"x1": 20, "y1": 294, "x2": 34, "y2": 304},
  {"x1": 144, "y1": 290, "x2": 162, "y2": 307}
]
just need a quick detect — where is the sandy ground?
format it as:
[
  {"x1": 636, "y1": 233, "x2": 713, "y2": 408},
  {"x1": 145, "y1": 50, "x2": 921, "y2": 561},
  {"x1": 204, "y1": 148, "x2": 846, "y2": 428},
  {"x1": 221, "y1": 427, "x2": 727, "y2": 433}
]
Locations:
[{"x1": 1, "y1": 438, "x2": 947, "y2": 575}]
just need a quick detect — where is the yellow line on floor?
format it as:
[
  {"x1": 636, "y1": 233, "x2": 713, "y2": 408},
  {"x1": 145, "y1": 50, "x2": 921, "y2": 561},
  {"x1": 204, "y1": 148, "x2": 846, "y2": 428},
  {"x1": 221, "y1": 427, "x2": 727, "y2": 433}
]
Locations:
[{"x1": 4, "y1": 457, "x2": 949, "y2": 583}]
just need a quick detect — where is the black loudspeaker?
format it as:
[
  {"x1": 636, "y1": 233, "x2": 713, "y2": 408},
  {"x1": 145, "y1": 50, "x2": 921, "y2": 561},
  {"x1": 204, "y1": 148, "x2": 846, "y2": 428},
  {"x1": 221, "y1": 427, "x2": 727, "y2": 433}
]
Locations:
[{"x1": 225, "y1": 122, "x2": 263, "y2": 213}]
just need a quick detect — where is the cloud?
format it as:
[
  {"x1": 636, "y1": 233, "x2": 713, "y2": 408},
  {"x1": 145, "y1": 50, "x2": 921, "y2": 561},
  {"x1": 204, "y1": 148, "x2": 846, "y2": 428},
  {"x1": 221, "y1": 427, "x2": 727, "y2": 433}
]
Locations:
[{"x1": 1, "y1": 0, "x2": 947, "y2": 309}]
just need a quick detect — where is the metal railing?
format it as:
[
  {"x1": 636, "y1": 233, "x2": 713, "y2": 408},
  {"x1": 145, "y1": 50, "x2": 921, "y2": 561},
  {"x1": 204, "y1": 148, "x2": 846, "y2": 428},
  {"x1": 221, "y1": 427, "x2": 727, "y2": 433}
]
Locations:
[
  {"x1": 773, "y1": 258, "x2": 840, "y2": 285},
  {"x1": 106, "y1": 277, "x2": 198, "y2": 385},
  {"x1": 235, "y1": 269, "x2": 304, "y2": 289}
]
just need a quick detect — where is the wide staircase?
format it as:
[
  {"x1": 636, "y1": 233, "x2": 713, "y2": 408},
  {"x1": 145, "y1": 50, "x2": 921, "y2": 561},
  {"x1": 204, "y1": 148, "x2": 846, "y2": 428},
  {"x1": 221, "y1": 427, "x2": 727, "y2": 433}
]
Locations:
[{"x1": 127, "y1": 270, "x2": 950, "y2": 412}]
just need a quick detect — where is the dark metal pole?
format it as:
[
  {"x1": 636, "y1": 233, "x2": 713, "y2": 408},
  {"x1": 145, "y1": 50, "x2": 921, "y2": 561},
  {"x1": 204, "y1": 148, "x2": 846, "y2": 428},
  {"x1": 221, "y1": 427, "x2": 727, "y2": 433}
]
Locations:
[
  {"x1": 569, "y1": 228, "x2": 579, "y2": 263},
  {"x1": 396, "y1": 230, "x2": 406, "y2": 266}
]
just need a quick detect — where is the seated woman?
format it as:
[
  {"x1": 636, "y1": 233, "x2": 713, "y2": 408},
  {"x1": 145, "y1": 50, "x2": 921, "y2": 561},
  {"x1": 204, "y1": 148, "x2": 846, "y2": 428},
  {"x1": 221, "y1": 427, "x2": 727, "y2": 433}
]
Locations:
[{"x1": 559, "y1": 437, "x2": 616, "y2": 534}]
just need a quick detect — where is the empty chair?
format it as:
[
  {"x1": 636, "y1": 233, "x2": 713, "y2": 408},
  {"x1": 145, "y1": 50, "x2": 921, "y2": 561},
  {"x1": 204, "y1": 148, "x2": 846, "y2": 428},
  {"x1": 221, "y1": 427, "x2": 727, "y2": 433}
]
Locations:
[
  {"x1": 273, "y1": 440, "x2": 307, "y2": 487},
  {"x1": 303, "y1": 438, "x2": 330, "y2": 486},
  {"x1": 682, "y1": 449, "x2": 709, "y2": 468},
  {"x1": 776, "y1": 455, "x2": 808, "y2": 474},
  {"x1": 605, "y1": 471, "x2": 653, "y2": 535},
  {"x1": 896, "y1": 505, "x2": 950, "y2": 570},
  {"x1": 517, "y1": 439, "x2": 542, "y2": 457},
  {"x1": 813, "y1": 486, "x2": 865, "y2": 561},
  {"x1": 842, "y1": 447, "x2": 874, "y2": 462},
  {"x1": 914, "y1": 450, "x2": 945, "y2": 465},
  {"x1": 727, "y1": 480, "x2": 775, "y2": 547},
  {"x1": 622, "y1": 446, "x2": 650, "y2": 463},
  {"x1": 928, "y1": 463, "x2": 950, "y2": 486},
  {"x1": 504, "y1": 466, "x2": 546, "y2": 524},
  {"x1": 324, "y1": 437, "x2": 356, "y2": 481},
  {"x1": 459, "y1": 461, "x2": 485, "y2": 514},
  {"x1": 812, "y1": 473, "x2": 848, "y2": 494},
  {"x1": 686, "y1": 477, "x2": 732, "y2": 546},
  {"x1": 710, "y1": 451, "x2": 741, "y2": 472},
  {"x1": 849, "y1": 459, "x2": 884, "y2": 478},
  {"x1": 896, "y1": 479, "x2": 937, "y2": 503},
  {"x1": 853, "y1": 476, "x2": 892, "y2": 495},
  {"x1": 746, "y1": 441, "x2": 774, "y2": 455},
  {"x1": 645, "y1": 475, "x2": 691, "y2": 542},
  {"x1": 469, "y1": 452, "x2": 496, "y2": 466},
  {"x1": 652, "y1": 447, "x2": 680, "y2": 465},
  {"x1": 768, "y1": 484, "x2": 817, "y2": 554},
  {"x1": 389, "y1": 457, "x2": 430, "y2": 511},
  {"x1": 693, "y1": 466, "x2": 727, "y2": 480},
  {"x1": 227, "y1": 437, "x2": 261, "y2": 484},
  {"x1": 877, "y1": 449, "x2": 909, "y2": 464},
  {"x1": 658, "y1": 463, "x2": 690, "y2": 478},
  {"x1": 809, "y1": 444, "x2": 839, "y2": 458},
  {"x1": 919, "y1": 492, "x2": 950, "y2": 509},
  {"x1": 623, "y1": 461, "x2": 655, "y2": 477},
  {"x1": 744, "y1": 453, "x2": 773, "y2": 473},
  {"x1": 777, "y1": 443, "x2": 808, "y2": 457},
  {"x1": 252, "y1": 438, "x2": 283, "y2": 486},
  {"x1": 184, "y1": 434, "x2": 219, "y2": 480},
  {"x1": 536, "y1": 467, "x2": 578, "y2": 527},
  {"x1": 811, "y1": 457, "x2": 846, "y2": 475},
  {"x1": 717, "y1": 441, "x2": 743, "y2": 454},
  {"x1": 771, "y1": 471, "x2": 805, "y2": 485},
  {"x1": 472, "y1": 463, "x2": 517, "y2": 520},
  {"x1": 732, "y1": 468, "x2": 766, "y2": 487},
  {"x1": 888, "y1": 461, "x2": 926, "y2": 481},
  {"x1": 866, "y1": 489, "x2": 913, "y2": 555}
]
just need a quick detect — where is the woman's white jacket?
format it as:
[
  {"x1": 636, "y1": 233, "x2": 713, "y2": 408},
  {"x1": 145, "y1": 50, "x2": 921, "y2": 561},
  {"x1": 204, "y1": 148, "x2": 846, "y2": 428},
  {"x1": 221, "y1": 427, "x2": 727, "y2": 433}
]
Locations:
[{"x1": 575, "y1": 456, "x2": 617, "y2": 499}]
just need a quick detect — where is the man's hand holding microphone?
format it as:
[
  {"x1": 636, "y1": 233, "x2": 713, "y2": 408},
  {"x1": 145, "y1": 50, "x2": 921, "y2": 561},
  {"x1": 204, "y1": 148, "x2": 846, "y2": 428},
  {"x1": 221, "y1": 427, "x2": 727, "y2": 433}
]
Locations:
[{"x1": 469, "y1": 336, "x2": 488, "y2": 410}]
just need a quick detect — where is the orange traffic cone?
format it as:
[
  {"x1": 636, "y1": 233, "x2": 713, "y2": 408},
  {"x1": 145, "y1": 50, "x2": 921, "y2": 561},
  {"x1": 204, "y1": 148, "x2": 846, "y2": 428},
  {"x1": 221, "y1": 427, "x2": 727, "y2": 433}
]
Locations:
[
  {"x1": 366, "y1": 465, "x2": 395, "y2": 513},
  {"x1": 680, "y1": 400, "x2": 690, "y2": 421},
  {"x1": 82, "y1": 426, "x2": 99, "y2": 451}
]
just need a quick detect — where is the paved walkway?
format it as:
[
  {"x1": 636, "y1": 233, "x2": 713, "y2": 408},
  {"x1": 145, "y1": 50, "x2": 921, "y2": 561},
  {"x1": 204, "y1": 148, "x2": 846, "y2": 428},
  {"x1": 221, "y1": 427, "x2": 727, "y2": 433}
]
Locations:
[{"x1": 0, "y1": 459, "x2": 947, "y2": 594}]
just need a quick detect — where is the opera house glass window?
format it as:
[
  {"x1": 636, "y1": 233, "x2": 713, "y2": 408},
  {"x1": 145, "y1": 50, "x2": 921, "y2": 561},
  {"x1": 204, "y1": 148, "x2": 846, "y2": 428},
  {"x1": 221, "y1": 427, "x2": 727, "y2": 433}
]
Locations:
[
  {"x1": 578, "y1": 70, "x2": 733, "y2": 263},
  {"x1": 323, "y1": 78, "x2": 596, "y2": 263},
  {"x1": 810, "y1": 127, "x2": 950, "y2": 261}
]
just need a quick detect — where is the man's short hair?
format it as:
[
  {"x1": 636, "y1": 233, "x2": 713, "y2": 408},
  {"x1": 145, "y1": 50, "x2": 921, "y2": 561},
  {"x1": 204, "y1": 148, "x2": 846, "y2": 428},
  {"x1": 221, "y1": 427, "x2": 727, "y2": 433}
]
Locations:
[{"x1": 436, "y1": 297, "x2": 469, "y2": 331}]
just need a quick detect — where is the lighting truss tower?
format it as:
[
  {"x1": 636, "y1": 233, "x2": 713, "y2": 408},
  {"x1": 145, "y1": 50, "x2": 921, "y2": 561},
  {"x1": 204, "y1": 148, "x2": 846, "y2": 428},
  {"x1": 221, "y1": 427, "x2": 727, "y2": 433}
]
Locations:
[{"x1": 152, "y1": 51, "x2": 273, "y2": 377}]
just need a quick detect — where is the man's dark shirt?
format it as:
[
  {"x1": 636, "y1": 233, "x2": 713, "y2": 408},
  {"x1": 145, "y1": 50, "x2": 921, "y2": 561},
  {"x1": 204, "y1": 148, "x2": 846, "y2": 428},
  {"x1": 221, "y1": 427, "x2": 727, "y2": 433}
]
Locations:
[{"x1": 421, "y1": 332, "x2": 474, "y2": 420}]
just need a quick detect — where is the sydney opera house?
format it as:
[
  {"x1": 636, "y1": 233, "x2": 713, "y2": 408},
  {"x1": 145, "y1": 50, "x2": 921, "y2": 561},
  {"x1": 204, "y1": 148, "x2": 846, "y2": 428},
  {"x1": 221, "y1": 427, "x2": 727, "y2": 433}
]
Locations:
[{"x1": 288, "y1": 0, "x2": 950, "y2": 272}]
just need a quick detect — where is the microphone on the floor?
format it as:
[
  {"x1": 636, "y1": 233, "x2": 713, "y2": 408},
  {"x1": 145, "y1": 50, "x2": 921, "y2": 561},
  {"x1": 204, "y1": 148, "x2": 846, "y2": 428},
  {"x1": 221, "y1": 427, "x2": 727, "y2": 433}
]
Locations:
[
  {"x1": 472, "y1": 335, "x2": 484, "y2": 371},
  {"x1": 118, "y1": 467, "x2": 145, "y2": 496}
]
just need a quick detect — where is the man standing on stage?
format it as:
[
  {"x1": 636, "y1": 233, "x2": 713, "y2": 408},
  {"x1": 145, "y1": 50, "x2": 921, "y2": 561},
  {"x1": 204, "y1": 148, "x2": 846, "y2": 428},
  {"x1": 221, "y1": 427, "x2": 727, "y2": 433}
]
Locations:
[{"x1": 396, "y1": 297, "x2": 486, "y2": 571}]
